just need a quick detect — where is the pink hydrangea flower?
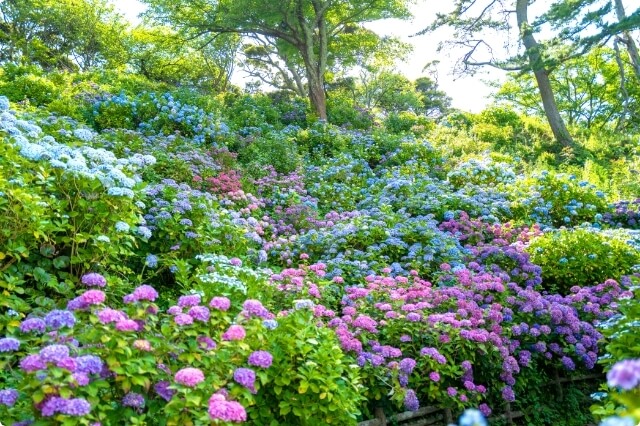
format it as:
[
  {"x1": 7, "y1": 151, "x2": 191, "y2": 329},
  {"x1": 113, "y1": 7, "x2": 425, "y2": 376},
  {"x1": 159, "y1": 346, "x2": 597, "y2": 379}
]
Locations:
[
  {"x1": 81, "y1": 290, "x2": 105, "y2": 305},
  {"x1": 222, "y1": 325, "x2": 246, "y2": 341},
  {"x1": 175, "y1": 368, "x2": 205, "y2": 387}
]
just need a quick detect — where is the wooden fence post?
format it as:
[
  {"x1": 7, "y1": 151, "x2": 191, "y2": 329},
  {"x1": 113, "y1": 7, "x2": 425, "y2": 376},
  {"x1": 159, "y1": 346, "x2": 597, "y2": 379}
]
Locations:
[
  {"x1": 374, "y1": 407, "x2": 387, "y2": 426},
  {"x1": 444, "y1": 408, "x2": 454, "y2": 424},
  {"x1": 505, "y1": 402, "x2": 514, "y2": 426}
]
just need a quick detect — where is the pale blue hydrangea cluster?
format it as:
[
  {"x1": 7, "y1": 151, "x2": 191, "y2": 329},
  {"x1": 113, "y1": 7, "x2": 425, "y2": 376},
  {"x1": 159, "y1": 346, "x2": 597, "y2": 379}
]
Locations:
[
  {"x1": 0, "y1": 95, "x2": 155, "y2": 198},
  {"x1": 93, "y1": 92, "x2": 229, "y2": 144},
  {"x1": 447, "y1": 158, "x2": 517, "y2": 187}
]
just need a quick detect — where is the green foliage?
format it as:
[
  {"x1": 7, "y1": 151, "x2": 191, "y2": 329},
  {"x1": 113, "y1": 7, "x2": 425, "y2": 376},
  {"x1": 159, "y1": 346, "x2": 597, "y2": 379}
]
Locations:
[
  {"x1": 0, "y1": 140, "x2": 140, "y2": 317},
  {"x1": 384, "y1": 111, "x2": 433, "y2": 135},
  {"x1": 250, "y1": 309, "x2": 363, "y2": 426},
  {"x1": 238, "y1": 133, "x2": 301, "y2": 176},
  {"x1": 527, "y1": 228, "x2": 640, "y2": 293}
]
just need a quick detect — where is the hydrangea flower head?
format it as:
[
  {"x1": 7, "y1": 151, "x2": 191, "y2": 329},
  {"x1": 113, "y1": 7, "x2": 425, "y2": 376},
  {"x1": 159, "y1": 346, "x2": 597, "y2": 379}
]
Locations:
[{"x1": 175, "y1": 368, "x2": 205, "y2": 387}]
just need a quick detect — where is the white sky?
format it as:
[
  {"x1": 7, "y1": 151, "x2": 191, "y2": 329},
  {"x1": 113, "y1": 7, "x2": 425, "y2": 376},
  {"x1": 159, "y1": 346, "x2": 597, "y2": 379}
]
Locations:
[{"x1": 113, "y1": 0, "x2": 640, "y2": 113}]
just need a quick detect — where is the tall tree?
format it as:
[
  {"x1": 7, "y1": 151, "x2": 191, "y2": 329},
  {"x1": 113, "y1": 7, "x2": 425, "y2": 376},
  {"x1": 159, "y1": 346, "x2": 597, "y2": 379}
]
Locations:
[
  {"x1": 141, "y1": 0, "x2": 413, "y2": 120},
  {"x1": 494, "y1": 47, "x2": 640, "y2": 130},
  {"x1": 421, "y1": 0, "x2": 582, "y2": 148},
  {"x1": 0, "y1": 0, "x2": 128, "y2": 71}
]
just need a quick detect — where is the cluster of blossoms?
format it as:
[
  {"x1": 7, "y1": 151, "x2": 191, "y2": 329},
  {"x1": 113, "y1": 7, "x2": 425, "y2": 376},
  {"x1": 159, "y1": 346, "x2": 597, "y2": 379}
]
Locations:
[
  {"x1": 93, "y1": 91, "x2": 230, "y2": 144},
  {"x1": 0, "y1": 272, "x2": 275, "y2": 424},
  {"x1": 272, "y1": 262, "x2": 626, "y2": 414}
]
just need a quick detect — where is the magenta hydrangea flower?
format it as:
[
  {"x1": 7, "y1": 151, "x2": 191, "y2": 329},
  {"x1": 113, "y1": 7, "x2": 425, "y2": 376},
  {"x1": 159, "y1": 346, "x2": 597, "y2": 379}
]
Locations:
[
  {"x1": 97, "y1": 308, "x2": 127, "y2": 324},
  {"x1": 248, "y1": 351, "x2": 273, "y2": 368},
  {"x1": 229, "y1": 257, "x2": 242, "y2": 266},
  {"x1": 81, "y1": 290, "x2": 106, "y2": 305},
  {"x1": 222, "y1": 325, "x2": 246, "y2": 341},
  {"x1": 81, "y1": 273, "x2": 107, "y2": 287},
  {"x1": 0, "y1": 337, "x2": 20, "y2": 352},
  {"x1": 233, "y1": 368, "x2": 256, "y2": 393},
  {"x1": 210, "y1": 296, "x2": 231, "y2": 311},
  {"x1": 174, "y1": 314, "x2": 194, "y2": 326},
  {"x1": 115, "y1": 319, "x2": 139, "y2": 332},
  {"x1": 175, "y1": 368, "x2": 205, "y2": 387},
  {"x1": 208, "y1": 393, "x2": 247, "y2": 423},
  {"x1": 178, "y1": 294, "x2": 201, "y2": 307}
]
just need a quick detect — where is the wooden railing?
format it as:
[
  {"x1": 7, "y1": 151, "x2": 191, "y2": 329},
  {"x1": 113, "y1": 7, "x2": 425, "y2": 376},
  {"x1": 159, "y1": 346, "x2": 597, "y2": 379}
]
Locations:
[{"x1": 357, "y1": 373, "x2": 603, "y2": 426}]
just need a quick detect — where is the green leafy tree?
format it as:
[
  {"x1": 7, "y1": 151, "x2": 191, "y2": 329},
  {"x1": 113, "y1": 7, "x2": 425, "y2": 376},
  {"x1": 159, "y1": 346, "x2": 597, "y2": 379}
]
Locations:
[
  {"x1": 494, "y1": 47, "x2": 640, "y2": 130},
  {"x1": 0, "y1": 0, "x2": 128, "y2": 71},
  {"x1": 420, "y1": 0, "x2": 583, "y2": 149},
  {"x1": 126, "y1": 26, "x2": 239, "y2": 92},
  {"x1": 141, "y1": 0, "x2": 413, "y2": 120}
]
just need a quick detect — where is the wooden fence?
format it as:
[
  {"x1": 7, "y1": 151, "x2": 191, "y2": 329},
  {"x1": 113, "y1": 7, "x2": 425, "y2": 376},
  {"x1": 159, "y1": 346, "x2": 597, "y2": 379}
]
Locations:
[{"x1": 357, "y1": 373, "x2": 603, "y2": 426}]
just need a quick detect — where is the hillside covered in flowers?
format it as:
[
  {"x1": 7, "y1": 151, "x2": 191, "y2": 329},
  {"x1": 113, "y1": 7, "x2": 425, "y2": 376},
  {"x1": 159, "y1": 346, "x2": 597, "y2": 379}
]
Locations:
[{"x1": 0, "y1": 65, "x2": 639, "y2": 426}]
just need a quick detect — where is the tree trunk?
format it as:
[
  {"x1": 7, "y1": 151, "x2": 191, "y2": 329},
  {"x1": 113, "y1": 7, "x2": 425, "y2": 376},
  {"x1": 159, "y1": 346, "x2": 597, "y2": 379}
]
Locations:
[
  {"x1": 308, "y1": 71, "x2": 327, "y2": 120},
  {"x1": 516, "y1": 0, "x2": 575, "y2": 148},
  {"x1": 613, "y1": 0, "x2": 640, "y2": 80}
]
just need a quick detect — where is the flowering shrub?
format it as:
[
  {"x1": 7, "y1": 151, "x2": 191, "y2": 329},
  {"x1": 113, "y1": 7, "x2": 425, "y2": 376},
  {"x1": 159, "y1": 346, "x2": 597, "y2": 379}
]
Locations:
[
  {"x1": 250, "y1": 308, "x2": 363, "y2": 425},
  {"x1": 93, "y1": 92, "x2": 230, "y2": 144},
  {"x1": 528, "y1": 228, "x2": 640, "y2": 294},
  {"x1": 269, "y1": 263, "x2": 624, "y2": 418},
  {"x1": 509, "y1": 171, "x2": 608, "y2": 227},
  {"x1": 593, "y1": 277, "x2": 640, "y2": 424},
  {"x1": 0, "y1": 275, "x2": 274, "y2": 424}
]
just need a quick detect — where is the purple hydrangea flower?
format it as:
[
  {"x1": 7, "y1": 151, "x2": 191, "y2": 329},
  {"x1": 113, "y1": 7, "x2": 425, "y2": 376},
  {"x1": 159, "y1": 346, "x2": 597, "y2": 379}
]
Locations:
[
  {"x1": 155, "y1": 381, "x2": 176, "y2": 401},
  {"x1": 19, "y1": 318, "x2": 46, "y2": 334},
  {"x1": 20, "y1": 354, "x2": 46, "y2": 372},
  {"x1": 81, "y1": 273, "x2": 107, "y2": 287},
  {"x1": 0, "y1": 337, "x2": 20, "y2": 352},
  {"x1": 75, "y1": 355, "x2": 103, "y2": 374},
  {"x1": 404, "y1": 389, "x2": 419, "y2": 411},
  {"x1": 0, "y1": 388, "x2": 19, "y2": 406},
  {"x1": 40, "y1": 345, "x2": 70, "y2": 363},
  {"x1": 233, "y1": 368, "x2": 256, "y2": 393},
  {"x1": 174, "y1": 314, "x2": 194, "y2": 326},
  {"x1": 188, "y1": 306, "x2": 210, "y2": 322},
  {"x1": 178, "y1": 294, "x2": 201, "y2": 308},
  {"x1": 242, "y1": 300, "x2": 271, "y2": 319},
  {"x1": 399, "y1": 358, "x2": 416, "y2": 375},
  {"x1": 122, "y1": 392, "x2": 145, "y2": 408},
  {"x1": 502, "y1": 386, "x2": 516, "y2": 402},
  {"x1": 248, "y1": 351, "x2": 273, "y2": 368},
  {"x1": 132, "y1": 285, "x2": 159, "y2": 302},
  {"x1": 607, "y1": 359, "x2": 640, "y2": 390},
  {"x1": 44, "y1": 310, "x2": 76, "y2": 329}
]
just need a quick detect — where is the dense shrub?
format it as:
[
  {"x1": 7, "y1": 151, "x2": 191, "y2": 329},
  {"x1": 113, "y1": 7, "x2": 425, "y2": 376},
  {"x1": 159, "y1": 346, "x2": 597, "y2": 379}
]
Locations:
[{"x1": 527, "y1": 228, "x2": 640, "y2": 294}]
